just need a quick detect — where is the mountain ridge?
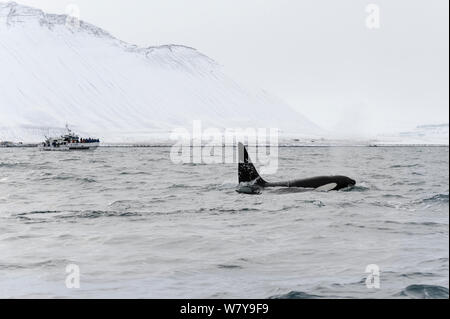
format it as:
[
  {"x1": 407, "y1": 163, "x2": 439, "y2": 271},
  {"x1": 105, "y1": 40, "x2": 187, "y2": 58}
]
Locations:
[
  {"x1": 0, "y1": 2, "x2": 218, "y2": 69},
  {"x1": 0, "y1": 1, "x2": 321, "y2": 143}
]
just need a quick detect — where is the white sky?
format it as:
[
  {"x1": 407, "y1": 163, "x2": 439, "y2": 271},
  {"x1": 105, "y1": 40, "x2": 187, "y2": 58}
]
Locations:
[{"x1": 14, "y1": 0, "x2": 450, "y2": 134}]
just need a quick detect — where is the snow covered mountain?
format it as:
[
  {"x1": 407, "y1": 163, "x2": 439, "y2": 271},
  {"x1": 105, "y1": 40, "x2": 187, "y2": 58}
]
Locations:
[
  {"x1": 371, "y1": 123, "x2": 449, "y2": 145},
  {"x1": 395, "y1": 124, "x2": 449, "y2": 145},
  {"x1": 0, "y1": 2, "x2": 320, "y2": 143}
]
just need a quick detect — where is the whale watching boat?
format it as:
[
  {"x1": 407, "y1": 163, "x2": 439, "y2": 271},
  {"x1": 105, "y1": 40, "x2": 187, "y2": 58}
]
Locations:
[{"x1": 40, "y1": 126, "x2": 100, "y2": 151}]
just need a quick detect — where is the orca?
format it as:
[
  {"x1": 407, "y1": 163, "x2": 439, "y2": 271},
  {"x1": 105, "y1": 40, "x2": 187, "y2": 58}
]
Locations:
[{"x1": 237, "y1": 142, "x2": 355, "y2": 192}]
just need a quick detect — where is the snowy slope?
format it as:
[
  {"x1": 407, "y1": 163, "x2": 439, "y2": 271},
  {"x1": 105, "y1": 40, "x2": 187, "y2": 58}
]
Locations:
[
  {"x1": 0, "y1": 2, "x2": 320, "y2": 143},
  {"x1": 374, "y1": 124, "x2": 449, "y2": 145}
]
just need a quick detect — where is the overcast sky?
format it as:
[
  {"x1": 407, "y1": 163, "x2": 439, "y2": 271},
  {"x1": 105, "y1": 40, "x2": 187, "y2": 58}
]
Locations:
[{"x1": 15, "y1": 0, "x2": 449, "y2": 135}]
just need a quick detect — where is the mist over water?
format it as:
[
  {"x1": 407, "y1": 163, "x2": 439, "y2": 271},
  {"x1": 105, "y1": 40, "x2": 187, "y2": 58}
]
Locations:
[{"x1": 0, "y1": 146, "x2": 448, "y2": 298}]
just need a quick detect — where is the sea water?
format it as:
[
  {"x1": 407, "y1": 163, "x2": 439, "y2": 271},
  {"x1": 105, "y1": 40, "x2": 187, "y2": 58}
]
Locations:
[{"x1": 0, "y1": 146, "x2": 448, "y2": 298}]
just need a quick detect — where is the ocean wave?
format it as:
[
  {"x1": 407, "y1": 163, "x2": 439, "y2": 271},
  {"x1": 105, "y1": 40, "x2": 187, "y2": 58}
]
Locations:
[
  {"x1": 168, "y1": 183, "x2": 191, "y2": 189},
  {"x1": 396, "y1": 284, "x2": 449, "y2": 299},
  {"x1": 15, "y1": 210, "x2": 142, "y2": 220},
  {"x1": 389, "y1": 164, "x2": 421, "y2": 168},
  {"x1": 341, "y1": 185, "x2": 370, "y2": 192},
  {"x1": 371, "y1": 201, "x2": 400, "y2": 209},
  {"x1": 217, "y1": 208, "x2": 259, "y2": 213},
  {"x1": 269, "y1": 290, "x2": 321, "y2": 299},
  {"x1": 418, "y1": 257, "x2": 449, "y2": 266},
  {"x1": 38, "y1": 175, "x2": 97, "y2": 183},
  {"x1": 59, "y1": 210, "x2": 142, "y2": 219},
  {"x1": 371, "y1": 174, "x2": 392, "y2": 179},
  {"x1": 108, "y1": 200, "x2": 150, "y2": 211},
  {"x1": 16, "y1": 210, "x2": 59, "y2": 215},
  {"x1": 182, "y1": 162, "x2": 206, "y2": 166},
  {"x1": 302, "y1": 200, "x2": 325, "y2": 207},
  {"x1": 382, "y1": 194, "x2": 405, "y2": 199},
  {"x1": 119, "y1": 171, "x2": 151, "y2": 176},
  {"x1": 422, "y1": 193, "x2": 449, "y2": 203},
  {"x1": 0, "y1": 162, "x2": 28, "y2": 168},
  {"x1": 12, "y1": 206, "x2": 263, "y2": 222},
  {"x1": 384, "y1": 220, "x2": 443, "y2": 227},
  {"x1": 60, "y1": 158, "x2": 81, "y2": 162},
  {"x1": 0, "y1": 258, "x2": 72, "y2": 270},
  {"x1": 236, "y1": 184, "x2": 262, "y2": 195},
  {"x1": 217, "y1": 264, "x2": 243, "y2": 269},
  {"x1": 399, "y1": 272, "x2": 437, "y2": 279},
  {"x1": 202, "y1": 182, "x2": 236, "y2": 191}
]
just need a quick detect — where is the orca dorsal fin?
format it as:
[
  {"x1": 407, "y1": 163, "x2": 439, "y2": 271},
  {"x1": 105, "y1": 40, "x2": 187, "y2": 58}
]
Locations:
[{"x1": 238, "y1": 142, "x2": 266, "y2": 186}]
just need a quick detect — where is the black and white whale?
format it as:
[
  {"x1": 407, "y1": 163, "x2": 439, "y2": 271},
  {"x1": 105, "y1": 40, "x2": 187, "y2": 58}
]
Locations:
[{"x1": 237, "y1": 143, "x2": 355, "y2": 194}]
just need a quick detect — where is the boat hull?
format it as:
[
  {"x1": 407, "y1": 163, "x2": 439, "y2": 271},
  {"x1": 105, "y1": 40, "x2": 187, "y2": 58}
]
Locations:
[
  {"x1": 40, "y1": 146, "x2": 69, "y2": 151},
  {"x1": 68, "y1": 142, "x2": 99, "y2": 150},
  {"x1": 40, "y1": 142, "x2": 99, "y2": 151}
]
